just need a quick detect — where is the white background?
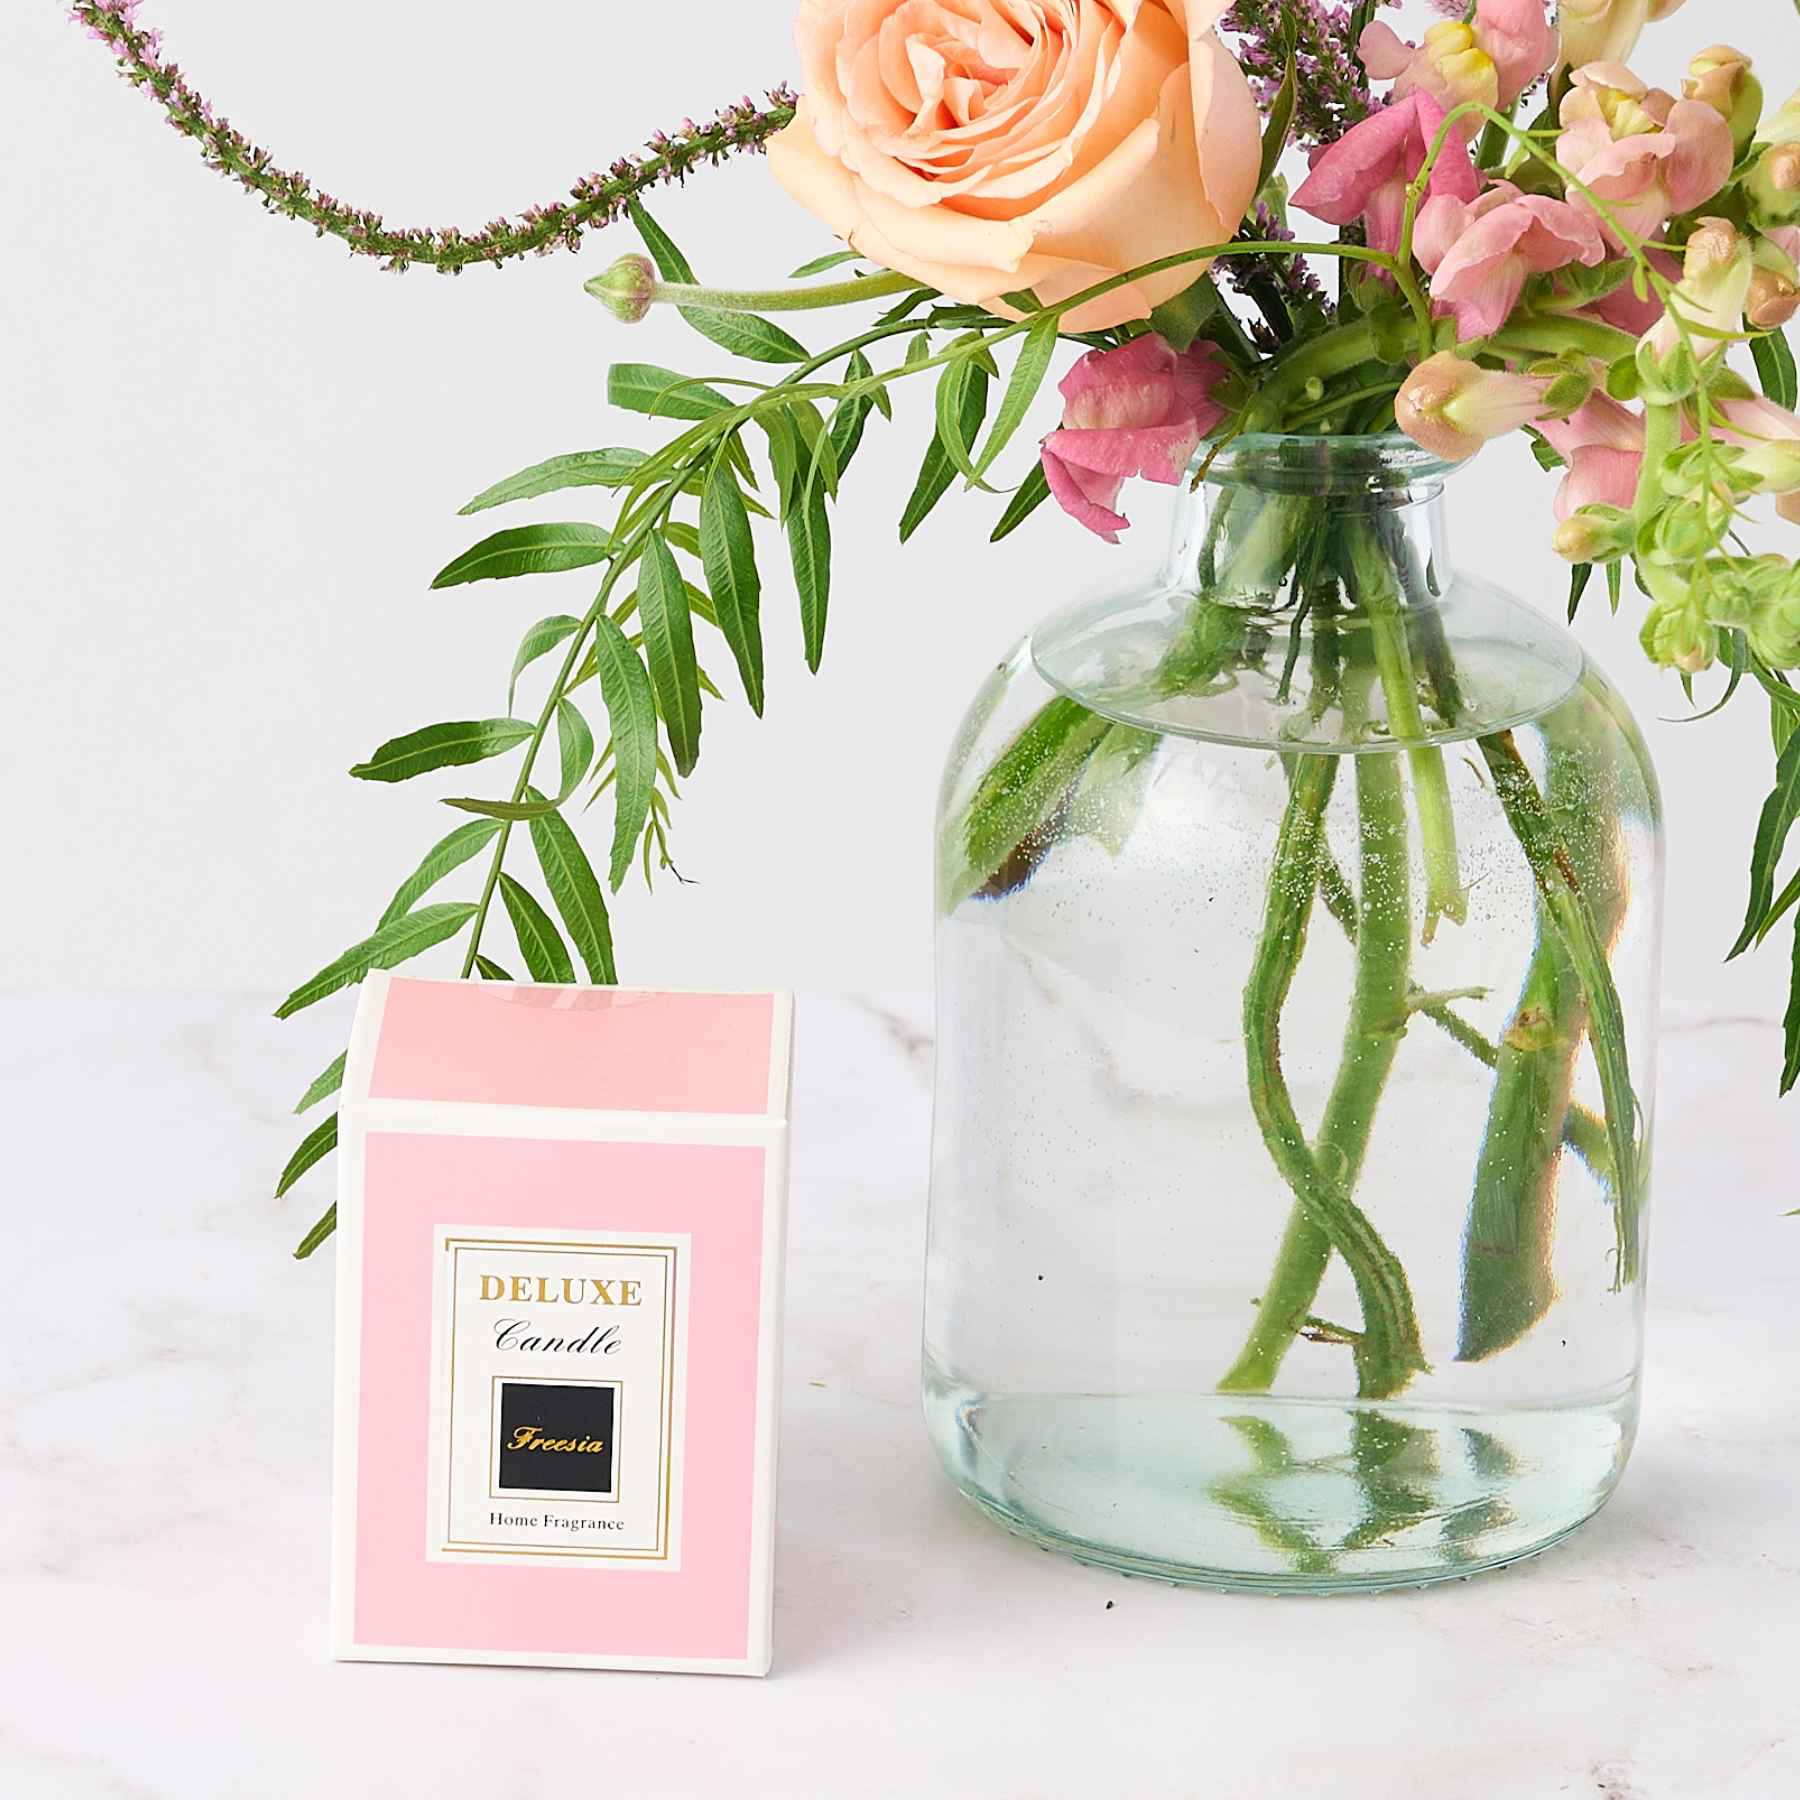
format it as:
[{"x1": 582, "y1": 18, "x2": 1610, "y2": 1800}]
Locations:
[{"x1": 5, "y1": 1, "x2": 1792, "y2": 1019}]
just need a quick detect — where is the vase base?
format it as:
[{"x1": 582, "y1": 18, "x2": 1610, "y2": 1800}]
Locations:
[{"x1": 925, "y1": 1369, "x2": 1636, "y2": 1595}]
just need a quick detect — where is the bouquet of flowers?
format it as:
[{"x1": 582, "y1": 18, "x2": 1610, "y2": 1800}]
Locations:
[{"x1": 72, "y1": 0, "x2": 1800, "y2": 1292}]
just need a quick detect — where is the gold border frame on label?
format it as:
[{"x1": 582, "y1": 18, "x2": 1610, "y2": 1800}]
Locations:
[{"x1": 437, "y1": 1236, "x2": 679, "y2": 1562}]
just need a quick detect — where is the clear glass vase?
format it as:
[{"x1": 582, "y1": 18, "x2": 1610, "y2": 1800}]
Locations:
[{"x1": 924, "y1": 434, "x2": 1664, "y2": 1592}]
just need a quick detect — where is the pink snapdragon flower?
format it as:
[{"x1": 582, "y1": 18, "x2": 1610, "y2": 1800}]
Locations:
[
  {"x1": 1039, "y1": 335, "x2": 1233, "y2": 543},
  {"x1": 1538, "y1": 394, "x2": 1647, "y2": 519},
  {"x1": 1417, "y1": 186, "x2": 1606, "y2": 339},
  {"x1": 1292, "y1": 92, "x2": 1479, "y2": 259},
  {"x1": 1556, "y1": 63, "x2": 1734, "y2": 247},
  {"x1": 1361, "y1": 1, "x2": 1559, "y2": 113},
  {"x1": 1395, "y1": 351, "x2": 1554, "y2": 461}
]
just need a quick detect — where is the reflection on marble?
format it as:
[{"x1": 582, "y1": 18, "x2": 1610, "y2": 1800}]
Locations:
[{"x1": 1, "y1": 991, "x2": 1796, "y2": 1798}]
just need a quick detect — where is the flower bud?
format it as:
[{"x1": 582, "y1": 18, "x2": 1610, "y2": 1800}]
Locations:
[
  {"x1": 1749, "y1": 144, "x2": 1800, "y2": 230},
  {"x1": 1749, "y1": 264, "x2": 1800, "y2": 331},
  {"x1": 1747, "y1": 570, "x2": 1800, "y2": 668},
  {"x1": 1552, "y1": 505, "x2": 1632, "y2": 565},
  {"x1": 1684, "y1": 46, "x2": 1763, "y2": 158},
  {"x1": 1395, "y1": 353, "x2": 1552, "y2": 462},
  {"x1": 1640, "y1": 590, "x2": 1718, "y2": 675},
  {"x1": 583, "y1": 253, "x2": 660, "y2": 324},
  {"x1": 1638, "y1": 219, "x2": 1752, "y2": 400}
]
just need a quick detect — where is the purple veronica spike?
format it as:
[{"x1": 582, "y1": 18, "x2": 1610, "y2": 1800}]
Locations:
[{"x1": 67, "y1": 2, "x2": 799, "y2": 274}]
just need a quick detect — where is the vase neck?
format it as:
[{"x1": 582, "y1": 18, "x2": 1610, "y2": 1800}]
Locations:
[
  {"x1": 1030, "y1": 437, "x2": 1581, "y2": 754},
  {"x1": 1165, "y1": 434, "x2": 1457, "y2": 607}
]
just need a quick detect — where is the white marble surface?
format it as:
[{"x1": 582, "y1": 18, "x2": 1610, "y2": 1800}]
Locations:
[{"x1": 2, "y1": 990, "x2": 1797, "y2": 1799}]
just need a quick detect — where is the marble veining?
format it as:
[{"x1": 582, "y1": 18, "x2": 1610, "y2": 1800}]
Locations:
[{"x1": 0, "y1": 990, "x2": 1796, "y2": 1799}]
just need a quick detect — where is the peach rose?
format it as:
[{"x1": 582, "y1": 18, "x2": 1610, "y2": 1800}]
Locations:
[{"x1": 767, "y1": 0, "x2": 1263, "y2": 332}]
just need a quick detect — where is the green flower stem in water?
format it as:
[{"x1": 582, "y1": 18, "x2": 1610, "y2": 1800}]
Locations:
[
  {"x1": 1237, "y1": 752, "x2": 1429, "y2": 1399},
  {"x1": 1221, "y1": 704, "x2": 1414, "y2": 1394},
  {"x1": 1475, "y1": 728, "x2": 1644, "y2": 1293},
  {"x1": 1346, "y1": 517, "x2": 1468, "y2": 942}
]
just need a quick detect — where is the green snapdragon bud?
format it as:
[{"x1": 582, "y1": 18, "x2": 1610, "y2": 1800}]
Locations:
[
  {"x1": 584, "y1": 253, "x2": 660, "y2": 324},
  {"x1": 1748, "y1": 567, "x2": 1800, "y2": 668},
  {"x1": 1552, "y1": 505, "x2": 1632, "y2": 565},
  {"x1": 1641, "y1": 590, "x2": 1719, "y2": 674}
]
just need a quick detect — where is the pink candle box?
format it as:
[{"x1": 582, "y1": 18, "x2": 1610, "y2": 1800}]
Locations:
[{"x1": 330, "y1": 973, "x2": 792, "y2": 1675}]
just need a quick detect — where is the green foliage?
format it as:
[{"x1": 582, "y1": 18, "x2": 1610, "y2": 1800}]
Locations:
[
  {"x1": 787, "y1": 479, "x2": 832, "y2": 673},
  {"x1": 1752, "y1": 328, "x2": 1798, "y2": 412},
  {"x1": 294, "y1": 1051, "x2": 346, "y2": 1115},
  {"x1": 499, "y1": 872, "x2": 575, "y2": 983},
  {"x1": 699, "y1": 460, "x2": 765, "y2": 712},
  {"x1": 459, "y1": 450, "x2": 647, "y2": 515},
  {"x1": 275, "y1": 1111, "x2": 337, "y2": 1198},
  {"x1": 555, "y1": 698, "x2": 595, "y2": 801},
  {"x1": 378, "y1": 819, "x2": 504, "y2": 925},
  {"x1": 637, "y1": 532, "x2": 703, "y2": 775},
  {"x1": 991, "y1": 463, "x2": 1052, "y2": 541},
  {"x1": 350, "y1": 718, "x2": 535, "y2": 784},
  {"x1": 292, "y1": 1203, "x2": 338, "y2": 1261},
  {"x1": 528, "y1": 791, "x2": 618, "y2": 985},
  {"x1": 608, "y1": 362, "x2": 734, "y2": 420},
  {"x1": 586, "y1": 614, "x2": 660, "y2": 890},
  {"x1": 1730, "y1": 728, "x2": 1800, "y2": 958},
  {"x1": 431, "y1": 523, "x2": 613, "y2": 588},
  {"x1": 510, "y1": 615, "x2": 583, "y2": 708},
  {"x1": 275, "y1": 903, "x2": 478, "y2": 1019},
  {"x1": 901, "y1": 361, "x2": 991, "y2": 541}
]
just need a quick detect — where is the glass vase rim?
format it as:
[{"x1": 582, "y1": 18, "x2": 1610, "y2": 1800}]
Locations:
[{"x1": 1193, "y1": 432, "x2": 1462, "y2": 497}]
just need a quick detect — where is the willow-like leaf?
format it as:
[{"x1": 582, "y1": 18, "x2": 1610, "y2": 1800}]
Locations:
[
  {"x1": 788, "y1": 249, "x2": 860, "y2": 278},
  {"x1": 1730, "y1": 728, "x2": 1800, "y2": 957},
  {"x1": 440, "y1": 795, "x2": 561, "y2": 821},
  {"x1": 587, "y1": 615, "x2": 659, "y2": 891},
  {"x1": 430, "y1": 523, "x2": 612, "y2": 589},
  {"x1": 1752, "y1": 328, "x2": 1798, "y2": 412},
  {"x1": 990, "y1": 462, "x2": 1052, "y2": 542},
  {"x1": 499, "y1": 873, "x2": 575, "y2": 983},
  {"x1": 294, "y1": 1052, "x2": 347, "y2": 1116},
  {"x1": 627, "y1": 199, "x2": 695, "y2": 281},
  {"x1": 528, "y1": 795, "x2": 618, "y2": 985},
  {"x1": 972, "y1": 319, "x2": 1057, "y2": 482},
  {"x1": 350, "y1": 718, "x2": 534, "y2": 784},
  {"x1": 607, "y1": 362, "x2": 734, "y2": 421},
  {"x1": 700, "y1": 462, "x2": 765, "y2": 714},
  {"x1": 788, "y1": 480, "x2": 832, "y2": 674},
  {"x1": 556, "y1": 696, "x2": 595, "y2": 800},
  {"x1": 292, "y1": 1203, "x2": 338, "y2": 1261},
  {"x1": 475, "y1": 955, "x2": 513, "y2": 981},
  {"x1": 275, "y1": 903, "x2": 478, "y2": 1019},
  {"x1": 933, "y1": 349, "x2": 994, "y2": 491},
  {"x1": 827, "y1": 351, "x2": 876, "y2": 479},
  {"x1": 275, "y1": 1111, "x2": 337, "y2": 1198},
  {"x1": 902, "y1": 363, "x2": 989, "y2": 542},
  {"x1": 1255, "y1": 41, "x2": 1298, "y2": 194},
  {"x1": 459, "y1": 449, "x2": 646, "y2": 515},
  {"x1": 509, "y1": 615, "x2": 582, "y2": 709},
  {"x1": 638, "y1": 533, "x2": 703, "y2": 776},
  {"x1": 1785, "y1": 913, "x2": 1800, "y2": 1096},
  {"x1": 377, "y1": 818, "x2": 504, "y2": 926},
  {"x1": 680, "y1": 308, "x2": 810, "y2": 365}
]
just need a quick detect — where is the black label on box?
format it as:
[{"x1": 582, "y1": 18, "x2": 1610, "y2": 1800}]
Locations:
[{"x1": 496, "y1": 1380, "x2": 618, "y2": 1495}]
